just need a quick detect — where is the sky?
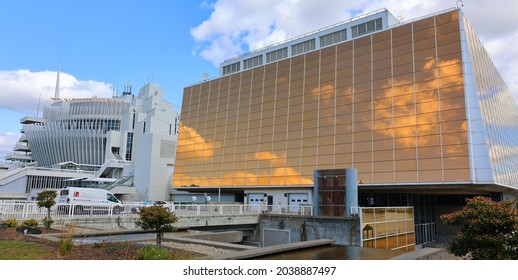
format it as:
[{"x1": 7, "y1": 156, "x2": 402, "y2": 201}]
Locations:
[{"x1": 1, "y1": 0, "x2": 517, "y2": 160}]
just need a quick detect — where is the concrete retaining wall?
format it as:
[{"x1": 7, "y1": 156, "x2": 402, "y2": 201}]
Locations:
[{"x1": 249, "y1": 214, "x2": 360, "y2": 246}]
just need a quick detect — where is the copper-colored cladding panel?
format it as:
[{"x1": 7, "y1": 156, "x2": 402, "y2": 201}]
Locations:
[{"x1": 173, "y1": 10, "x2": 469, "y2": 187}]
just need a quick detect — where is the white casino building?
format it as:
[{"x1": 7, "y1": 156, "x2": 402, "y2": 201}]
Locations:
[{"x1": 0, "y1": 83, "x2": 179, "y2": 201}]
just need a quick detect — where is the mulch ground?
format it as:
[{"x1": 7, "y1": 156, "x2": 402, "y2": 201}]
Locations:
[{"x1": 0, "y1": 227, "x2": 144, "y2": 260}]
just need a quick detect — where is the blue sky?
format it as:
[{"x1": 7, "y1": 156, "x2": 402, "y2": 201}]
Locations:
[{"x1": 1, "y1": 0, "x2": 518, "y2": 159}]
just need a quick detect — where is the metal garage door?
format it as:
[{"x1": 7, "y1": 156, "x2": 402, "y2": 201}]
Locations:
[
  {"x1": 288, "y1": 193, "x2": 308, "y2": 212},
  {"x1": 247, "y1": 193, "x2": 264, "y2": 211}
]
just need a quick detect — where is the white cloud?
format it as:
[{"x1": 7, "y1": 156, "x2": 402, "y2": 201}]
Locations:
[
  {"x1": 190, "y1": 0, "x2": 518, "y2": 103},
  {"x1": 0, "y1": 69, "x2": 113, "y2": 116},
  {"x1": 0, "y1": 69, "x2": 114, "y2": 160},
  {"x1": 0, "y1": 132, "x2": 20, "y2": 160}
]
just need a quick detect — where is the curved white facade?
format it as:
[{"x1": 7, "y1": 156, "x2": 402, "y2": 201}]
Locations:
[
  {"x1": 2, "y1": 83, "x2": 180, "y2": 201},
  {"x1": 24, "y1": 99, "x2": 128, "y2": 167}
]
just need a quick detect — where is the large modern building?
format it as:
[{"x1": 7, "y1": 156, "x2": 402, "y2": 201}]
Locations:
[
  {"x1": 173, "y1": 7, "x2": 518, "y2": 245},
  {"x1": 1, "y1": 83, "x2": 180, "y2": 201}
]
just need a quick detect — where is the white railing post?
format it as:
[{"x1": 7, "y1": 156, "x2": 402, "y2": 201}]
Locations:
[{"x1": 22, "y1": 203, "x2": 28, "y2": 219}]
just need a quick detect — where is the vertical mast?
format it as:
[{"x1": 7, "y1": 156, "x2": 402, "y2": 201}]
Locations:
[{"x1": 54, "y1": 62, "x2": 60, "y2": 99}]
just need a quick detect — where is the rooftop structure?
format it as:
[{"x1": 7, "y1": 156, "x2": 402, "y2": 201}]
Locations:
[{"x1": 220, "y1": 8, "x2": 399, "y2": 76}]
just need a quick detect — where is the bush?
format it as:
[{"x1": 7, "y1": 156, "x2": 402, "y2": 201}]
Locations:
[
  {"x1": 440, "y1": 196, "x2": 518, "y2": 260},
  {"x1": 135, "y1": 205, "x2": 177, "y2": 247},
  {"x1": 4, "y1": 218, "x2": 17, "y2": 228},
  {"x1": 42, "y1": 217, "x2": 54, "y2": 229},
  {"x1": 22, "y1": 219, "x2": 38, "y2": 227},
  {"x1": 135, "y1": 245, "x2": 170, "y2": 260}
]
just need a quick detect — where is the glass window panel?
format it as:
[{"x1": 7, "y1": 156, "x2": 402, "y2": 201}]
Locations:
[
  {"x1": 441, "y1": 120, "x2": 467, "y2": 133},
  {"x1": 437, "y1": 42, "x2": 461, "y2": 57},
  {"x1": 373, "y1": 128, "x2": 394, "y2": 140},
  {"x1": 441, "y1": 85, "x2": 465, "y2": 98},
  {"x1": 394, "y1": 115, "x2": 416, "y2": 127},
  {"x1": 415, "y1": 69, "x2": 437, "y2": 82},
  {"x1": 417, "y1": 123, "x2": 441, "y2": 136},
  {"x1": 395, "y1": 171, "x2": 417, "y2": 183},
  {"x1": 373, "y1": 160, "x2": 393, "y2": 172},
  {"x1": 443, "y1": 169, "x2": 470, "y2": 182},
  {"x1": 415, "y1": 80, "x2": 438, "y2": 92},
  {"x1": 439, "y1": 74, "x2": 464, "y2": 88},
  {"x1": 414, "y1": 37, "x2": 435, "y2": 52},
  {"x1": 435, "y1": 10, "x2": 459, "y2": 25},
  {"x1": 418, "y1": 158, "x2": 442, "y2": 170},
  {"x1": 442, "y1": 144, "x2": 468, "y2": 157},
  {"x1": 394, "y1": 126, "x2": 416, "y2": 138},
  {"x1": 415, "y1": 55, "x2": 437, "y2": 71},
  {"x1": 436, "y1": 21, "x2": 460, "y2": 37},
  {"x1": 373, "y1": 139, "x2": 393, "y2": 151},
  {"x1": 416, "y1": 90, "x2": 438, "y2": 102},
  {"x1": 417, "y1": 135, "x2": 441, "y2": 148},
  {"x1": 374, "y1": 150, "x2": 394, "y2": 161},
  {"x1": 442, "y1": 132, "x2": 468, "y2": 145},
  {"x1": 416, "y1": 112, "x2": 440, "y2": 125},
  {"x1": 419, "y1": 170, "x2": 442, "y2": 182},
  {"x1": 395, "y1": 148, "x2": 417, "y2": 160},
  {"x1": 443, "y1": 157, "x2": 469, "y2": 170}
]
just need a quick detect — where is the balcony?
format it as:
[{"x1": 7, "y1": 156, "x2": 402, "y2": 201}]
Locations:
[{"x1": 13, "y1": 144, "x2": 30, "y2": 152}]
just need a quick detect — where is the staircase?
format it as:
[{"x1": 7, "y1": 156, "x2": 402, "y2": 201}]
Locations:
[{"x1": 103, "y1": 176, "x2": 133, "y2": 191}]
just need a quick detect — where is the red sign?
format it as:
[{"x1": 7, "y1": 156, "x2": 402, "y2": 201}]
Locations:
[{"x1": 73, "y1": 191, "x2": 79, "y2": 197}]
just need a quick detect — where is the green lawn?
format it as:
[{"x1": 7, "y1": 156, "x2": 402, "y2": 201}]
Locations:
[{"x1": 0, "y1": 241, "x2": 56, "y2": 260}]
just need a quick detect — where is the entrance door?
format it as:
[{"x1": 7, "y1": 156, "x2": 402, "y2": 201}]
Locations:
[
  {"x1": 288, "y1": 193, "x2": 308, "y2": 213},
  {"x1": 267, "y1": 195, "x2": 273, "y2": 211}
]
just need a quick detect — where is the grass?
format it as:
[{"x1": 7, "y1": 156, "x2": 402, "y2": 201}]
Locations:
[
  {"x1": 0, "y1": 241, "x2": 55, "y2": 260},
  {"x1": 0, "y1": 228, "x2": 201, "y2": 260}
]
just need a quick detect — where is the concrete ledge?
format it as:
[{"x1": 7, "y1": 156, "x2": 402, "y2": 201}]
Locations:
[
  {"x1": 211, "y1": 239, "x2": 336, "y2": 260},
  {"x1": 183, "y1": 230, "x2": 243, "y2": 243},
  {"x1": 390, "y1": 248, "x2": 447, "y2": 260},
  {"x1": 164, "y1": 236, "x2": 256, "y2": 251}
]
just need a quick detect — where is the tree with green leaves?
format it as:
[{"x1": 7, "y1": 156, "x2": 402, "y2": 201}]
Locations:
[
  {"x1": 135, "y1": 205, "x2": 178, "y2": 247},
  {"x1": 36, "y1": 190, "x2": 57, "y2": 229},
  {"x1": 440, "y1": 196, "x2": 518, "y2": 260}
]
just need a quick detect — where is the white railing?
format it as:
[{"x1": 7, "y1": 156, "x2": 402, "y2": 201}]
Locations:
[{"x1": 0, "y1": 201, "x2": 313, "y2": 220}]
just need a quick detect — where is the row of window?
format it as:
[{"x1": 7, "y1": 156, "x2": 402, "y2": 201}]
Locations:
[
  {"x1": 222, "y1": 26, "x2": 355, "y2": 76},
  {"x1": 352, "y1": 18, "x2": 383, "y2": 38}
]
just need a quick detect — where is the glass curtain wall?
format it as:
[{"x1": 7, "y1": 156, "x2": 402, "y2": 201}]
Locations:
[{"x1": 173, "y1": 10, "x2": 470, "y2": 188}]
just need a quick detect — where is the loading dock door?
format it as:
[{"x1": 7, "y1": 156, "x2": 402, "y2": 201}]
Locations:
[
  {"x1": 288, "y1": 193, "x2": 308, "y2": 213},
  {"x1": 248, "y1": 193, "x2": 264, "y2": 211}
]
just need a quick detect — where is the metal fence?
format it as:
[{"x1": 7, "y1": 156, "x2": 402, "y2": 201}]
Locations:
[{"x1": 0, "y1": 201, "x2": 313, "y2": 220}]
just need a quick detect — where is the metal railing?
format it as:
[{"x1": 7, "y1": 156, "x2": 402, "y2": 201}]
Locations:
[{"x1": 0, "y1": 201, "x2": 313, "y2": 220}]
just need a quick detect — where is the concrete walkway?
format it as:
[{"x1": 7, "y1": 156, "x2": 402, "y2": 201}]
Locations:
[{"x1": 211, "y1": 239, "x2": 336, "y2": 260}]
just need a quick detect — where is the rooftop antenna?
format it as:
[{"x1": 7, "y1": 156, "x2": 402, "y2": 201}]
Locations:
[
  {"x1": 36, "y1": 92, "x2": 42, "y2": 117},
  {"x1": 54, "y1": 62, "x2": 60, "y2": 99},
  {"x1": 122, "y1": 81, "x2": 132, "y2": 95},
  {"x1": 457, "y1": 0, "x2": 464, "y2": 8}
]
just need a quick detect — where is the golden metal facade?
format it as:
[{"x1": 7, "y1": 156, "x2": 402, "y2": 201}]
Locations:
[{"x1": 174, "y1": 10, "x2": 470, "y2": 188}]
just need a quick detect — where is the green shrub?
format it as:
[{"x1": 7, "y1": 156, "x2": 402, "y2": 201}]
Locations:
[
  {"x1": 4, "y1": 218, "x2": 17, "y2": 228},
  {"x1": 42, "y1": 217, "x2": 54, "y2": 229},
  {"x1": 135, "y1": 244, "x2": 170, "y2": 260},
  {"x1": 22, "y1": 219, "x2": 38, "y2": 227}
]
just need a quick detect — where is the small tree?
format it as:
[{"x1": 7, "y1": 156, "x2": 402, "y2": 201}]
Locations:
[
  {"x1": 440, "y1": 196, "x2": 518, "y2": 260},
  {"x1": 135, "y1": 205, "x2": 178, "y2": 247},
  {"x1": 36, "y1": 190, "x2": 57, "y2": 229}
]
